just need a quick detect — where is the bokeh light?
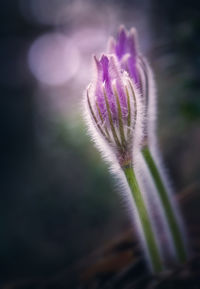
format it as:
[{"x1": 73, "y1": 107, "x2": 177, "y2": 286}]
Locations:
[{"x1": 28, "y1": 33, "x2": 80, "y2": 86}]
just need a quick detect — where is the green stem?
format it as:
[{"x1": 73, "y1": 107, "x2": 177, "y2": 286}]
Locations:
[
  {"x1": 123, "y1": 164, "x2": 163, "y2": 272},
  {"x1": 141, "y1": 146, "x2": 187, "y2": 263}
]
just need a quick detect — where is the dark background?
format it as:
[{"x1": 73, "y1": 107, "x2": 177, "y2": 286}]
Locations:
[{"x1": 0, "y1": 0, "x2": 199, "y2": 285}]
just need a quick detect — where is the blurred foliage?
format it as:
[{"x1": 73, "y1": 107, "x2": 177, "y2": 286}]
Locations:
[{"x1": 0, "y1": 114, "x2": 128, "y2": 281}]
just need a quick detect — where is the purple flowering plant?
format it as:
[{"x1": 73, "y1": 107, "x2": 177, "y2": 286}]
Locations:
[
  {"x1": 86, "y1": 54, "x2": 141, "y2": 166},
  {"x1": 110, "y1": 26, "x2": 187, "y2": 263},
  {"x1": 83, "y1": 25, "x2": 187, "y2": 273}
]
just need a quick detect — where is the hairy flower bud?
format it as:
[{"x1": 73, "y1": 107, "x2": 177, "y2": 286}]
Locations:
[
  {"x1": 108, "y1": 26, "x2": 149, "y2": 103},
  {"x1": 108, "y1": 26, "x2": 157, "y2": 147},
  {"x1": 84, "y1": 54, "x2": 143, "y2": 167}
]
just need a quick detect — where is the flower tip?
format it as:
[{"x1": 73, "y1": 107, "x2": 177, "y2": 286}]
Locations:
[
  {"x1": 100, "y1": 54, "x2": 108, "y2": 63},
  {"x1": 93, "y1": 55, "x2": 102, "y2": 75},
  {"x1": 93, "y1": 55, "x2": 100, "y2": 66},
  {"x1": 93, "y1": 54, "x2": 109, "y2": 66},
  {"x1": 118, "y1": 25, "x2": 128, "y2": 40},
  {"x1": 119, "y1": 24, "x2": 127, "y2": 35}
]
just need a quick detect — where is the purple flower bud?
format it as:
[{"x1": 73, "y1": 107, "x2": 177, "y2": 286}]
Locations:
[
  {"x1": 94, "y1": 55, "x2": 128, "y2": 124},
  {"x1": 108, "y1": 26, "x2": 151, "y2": 108},
  {"x1": 108, "y1": 26, "x2": 157, "y2": 148},
  {"x1": 85, "y1": 54, "x2": 143, "y2": 166}
]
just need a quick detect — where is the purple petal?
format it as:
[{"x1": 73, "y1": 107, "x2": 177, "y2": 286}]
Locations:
[
  {"x1": 94, "y1": 55, "x2": 116, "y2": 121},
  {"x1": 93, "y1": 56, "x2": 105, "y2": 117},
  {"x1": 115, "y1": 26, "x2": 128, "y2": 59},
  {"x1": 111, "y1": 26, "x2": 139, "y2": 87},
  {"x1": 100, "y1": 55, "x2": 109, "y2": 83},
  {"x1": 109, "y1": 56, "x2": 127, "y2": 119},
  {"x1": 127, "y1": 28, "x2": 138, "y2": 60},
  {"x1": 127, "y1": 55, "x2": 139, "y2": 84},
  {"x1": 102, "y1": 55, "x2": 117, "y2": 119},
  {"x1": 93, "y1": 55, "x2": 128, "y2": 124}
]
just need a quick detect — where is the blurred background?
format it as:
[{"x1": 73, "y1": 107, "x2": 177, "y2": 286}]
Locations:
[{"x1": 0, "y1": 0, "x2": 199, "y2": 286}]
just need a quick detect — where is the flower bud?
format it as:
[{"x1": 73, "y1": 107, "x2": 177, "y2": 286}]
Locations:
[
  {"x1": 108, "y1": 26, "x2": 156, "y2": 145},
  {"x1": 108, "y1": 26, "x2": 153, "y2": 106},
  {"x1": 84, "y1": 54, "x2": 143, "y2": 167}
]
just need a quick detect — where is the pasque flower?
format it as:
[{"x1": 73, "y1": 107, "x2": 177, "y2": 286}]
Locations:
[
  {"x1": 108, "y1": 26, "x2": 187, "y2": 264},
  {"x1": 84, "y1": 54, "x2": 163, "y2": 272},
  {"x1": 85, "y1": 54, "x2": 141, "y2": 167},
  {"x1": 108, "y1": 26, "x2": 150, "y2": 112}
]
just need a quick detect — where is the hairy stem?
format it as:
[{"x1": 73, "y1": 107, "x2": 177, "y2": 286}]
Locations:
[
  {"x1": 141, "y1": 146, "x2": 187, "y2": 263},
  {"x1": 123, "y1": 164, "x2": 163, "y2": 272}
]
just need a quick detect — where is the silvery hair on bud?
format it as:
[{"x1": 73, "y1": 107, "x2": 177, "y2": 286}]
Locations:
[{"x1": 82, "y1": 54, "x2": 145, "y2": 174}]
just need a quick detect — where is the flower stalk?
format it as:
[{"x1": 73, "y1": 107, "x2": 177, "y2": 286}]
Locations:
[
  {"x1": 141, "y1": 146, "x2": 187, "y2": 262},
  {"x1": 123, "y1": 162, "x2": 163, "y2": 272}
]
